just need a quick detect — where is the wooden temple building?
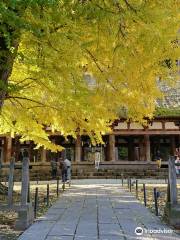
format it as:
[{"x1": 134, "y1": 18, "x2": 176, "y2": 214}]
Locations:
[
  {"x1": 1, "y1": 81, "x2": 180, "y2": 179},
  {"x1": 0, "y1": 116, "x2": 180, "y2": 179}
]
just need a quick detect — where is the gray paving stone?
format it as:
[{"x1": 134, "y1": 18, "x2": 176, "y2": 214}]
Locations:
[
  {"x1": 150, "y1": 234, "x2": 180, "y2": 240},
  {"x1": 46, "y1": 236, "x2": 73, "y2": 240},
  {"x1": 99, "y1": 223, "x2": 122, "y2": 236},
  {"x1": 76, "y1": 223, "x2": 97, "y2": 236},
  {"x1": 74, "y1": 236, "x2": 97, "y2": 240},
  {"x1": 99, "y1": 218, "x2": 118, "y2": 224},
  {"x1": 38, "y1": 213, "x2": 61, "y2": 221},
  {"x1": 46, "y1": 208, "x2": 65, "y2": 215},
  {"x1": 118, "y1": 219, "x2": 143, "y2": 237},
  {"x1": 99, "y1": 236, "x2": 125, "y2": 240},
  {"x1": 18, "y1": 221, "x2": 55, "y2": 240},
  {"x1": 48, "y1": 223, "x2": 76, "y2": 236}
]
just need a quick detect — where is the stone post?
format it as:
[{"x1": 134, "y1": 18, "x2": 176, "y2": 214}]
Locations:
[
  {"x1": 21, "y1": 157, "x2": 29, "y2": 206},
  {"x1": 15, "y1": 156, "x2": 34, "y2": 230},
  {"x1": 75, "y1": 135, "x2": 82, "y2": 162},
  {"x1": 168, "y1": 156, "x2": 177, "y2": 205},
  {"x1": 108, "y1": 134, "x2": 115, "y2": 161}
]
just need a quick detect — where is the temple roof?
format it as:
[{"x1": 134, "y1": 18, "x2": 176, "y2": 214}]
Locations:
[
  {"x1": 155, "y1": 78, "x2": 180, "y2": 117},
  {"x1": 156, "y1": 79, "x2": 180, "y2": 108}
]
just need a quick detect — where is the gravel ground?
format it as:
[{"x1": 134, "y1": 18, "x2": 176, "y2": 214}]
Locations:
[
  {"x1": 0, "y1": 181, "x2": 64, "y2": 240},
  {"x1": 127, "y1": 182, "x2": 180, "y2": 225}
]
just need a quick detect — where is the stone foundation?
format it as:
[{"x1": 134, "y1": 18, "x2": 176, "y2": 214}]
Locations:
[
  {"x1": 15, "y1": 203, "x2": 34, "y2": 231},
  {"x1": 0, "y1": 161, "x2": 168, "y2": 181},
  {"x1": 164, "y1": 203, "x2": 180, "y2": 228}
]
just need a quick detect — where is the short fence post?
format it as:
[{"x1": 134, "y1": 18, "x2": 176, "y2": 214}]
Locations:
[
  {"x1": 143, "y1": 183, "x2": 147, "y2": 207},
  {"x1": 34, "y1": 187, "x2": 38, "y2": 218},
  {"x1": 57, "y1": 179, "x2": 59, "y2": 197},
  {"x1": 154, "y1": 188, "x2": 158, "y2": 216},
  {"x1": 47, "y1": 184, "x2": 49, "y2": 207},
  {"x1": 129, "y1": 179, "x2": 132, "y2": 192},
  {"x1": 136, "y1": 180, "x2": 138, "y2": 199}
]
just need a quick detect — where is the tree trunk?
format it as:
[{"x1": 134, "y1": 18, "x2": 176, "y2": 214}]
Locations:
[
  {"x1": 0, "y1": 34, "x2": 20, "y2": 110},
  {"x1": 0, "y1": 33, "x2": 20, "y2": 190}
]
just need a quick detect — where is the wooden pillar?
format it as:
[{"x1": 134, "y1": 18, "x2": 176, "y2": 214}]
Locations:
[
  {"x1": 134, "y1": 147, "x2": 140, "y2": 161},
  {"x1": 144, "y1": 135, "x2": 151, "y2": 161},
  {"x1": 28, "y1": 141, "x2": 34, "y2": 162},
  {"x1": 41, "y1": 147, "x2": 47, "y2": 162},
  {"x1": 139, "y1": 138, "x2": 145, "y2": 161},
  {"x1": 4, "y1": 136, "x2": 12, "y2": 162},
  {"x1": 14, "y1": 136, "x2": 20, "y2": 162},
  {"x1": 115, "y1": 147, "x2": 119, "y2": 161},
  {"x1": 75, "y1": 135, "x2": 82, "y2": 162},
  {"x1": 171, "y1": 136, "x2": 176, "y2": 156},
  {"x1": 108, "y1": 134, "x2": 115, "y2": 161},
  {"x1": 128, "y1": 138, "x2": 134, "y2": 161}
]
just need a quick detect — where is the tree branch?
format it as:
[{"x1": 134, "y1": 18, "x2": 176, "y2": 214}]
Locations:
[{"x1": 123, "y1": 0, "x2": 137, "y2": 13}]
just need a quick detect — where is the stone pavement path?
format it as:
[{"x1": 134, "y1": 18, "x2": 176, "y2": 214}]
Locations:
[{"x1": 18, "y1": 180, "x2": 179, "y2": 240}]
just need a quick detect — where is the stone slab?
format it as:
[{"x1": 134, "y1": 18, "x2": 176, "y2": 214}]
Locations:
[
  {"x1": 46, "y1": 236, "x2": 73, "y2": 240},
  {"x1": 99, "y1": 223, "x2": 122, "y2": 236},
  {"x1": 48, "y1": 223, "x2": 76, "y2": 236},
  {"x1": 18, "y1": 221, "x2": 55, "y2": 240}
]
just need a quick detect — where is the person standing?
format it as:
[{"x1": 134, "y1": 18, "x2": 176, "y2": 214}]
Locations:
[
  {"x1": 64, "y1": 158, "x2": 71, "y2": 183},
  {"x1": 175, "y1": 156, "x2": 180, "y2": 175},
  {"x1": 59, "y1": 158, "x2": 68, "y2": 183}
]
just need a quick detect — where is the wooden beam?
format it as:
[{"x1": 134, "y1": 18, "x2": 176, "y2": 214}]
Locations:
[{"x1": 113, "y1": 130, "x2": 180, "y2": 135}]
